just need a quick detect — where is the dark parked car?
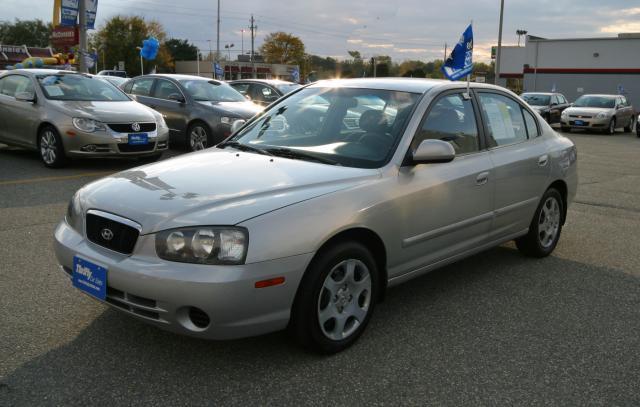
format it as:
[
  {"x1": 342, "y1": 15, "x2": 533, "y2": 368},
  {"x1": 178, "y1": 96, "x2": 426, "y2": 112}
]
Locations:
[
  {"x1": 123, "y1": 74, "x2": 262, "y2": 151},
  {"x1": 228, "y1": 79, "x2": 302, "y2": 107},
  {"x1": 521, "y1": 92, "x2": 570, "y2": 124}
]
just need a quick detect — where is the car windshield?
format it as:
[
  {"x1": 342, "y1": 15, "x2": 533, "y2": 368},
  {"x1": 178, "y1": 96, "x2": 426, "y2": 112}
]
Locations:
[
  {"x1": 179, "y1": 79, "x2": 246, "y2": 102},
  {"x1": 573, "y1": 95, "x2": 616, "y2": 108},
  {"x1": 37, "y1": 74, "x2": 130, "y2": 101},
  {"x1": 225, "y1": 86, "x2": 420, "y2": 169},
  {"x1": 99, "y1": 76, "x2": 128, "y2": 87},
  {"x1": 522, "y1": 93, "x2": 550, "y2": 106},
  {"x1": 275, "y1": 83, "x2": 302, "y2": 94}
]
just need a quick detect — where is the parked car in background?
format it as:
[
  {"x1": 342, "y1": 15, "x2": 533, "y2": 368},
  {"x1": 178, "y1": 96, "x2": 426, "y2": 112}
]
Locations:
[
  {"x1": 95, "y1": 75, "x2": 129, "y2": 89},
  {"x1": 0, "y1": 69, "x2": 169, "y2": 167},
  {"x1": 123, "y1": 74, "x2": 262, "y2": 151},
  {"x1": 561, "y1": 94, "x2": 635, "y2": 134},
  {"x1": 521, "y1": 92, "x2": 570, "y2": 124},
  {"x1": 228, "y1": 79, "x2": 302, "y2": 106},
  {"x1": 55, "y1": 78, "x2": 577, "y2": 353},
  {"x1": 97, "y1": 70, "x2": 128, "y2": 78}
]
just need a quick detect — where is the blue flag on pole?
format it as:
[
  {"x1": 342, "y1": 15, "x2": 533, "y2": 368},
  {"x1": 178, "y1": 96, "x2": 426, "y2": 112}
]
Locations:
[{"x1": 442, "y1": 24, "x2": 473, "y2": 81}]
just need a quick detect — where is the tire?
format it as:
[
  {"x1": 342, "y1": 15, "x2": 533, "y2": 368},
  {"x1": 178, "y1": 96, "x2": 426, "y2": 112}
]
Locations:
[
  {"x1": 560, "y1": 126, "x2": 571, "y2": 133},
  {"x1": 185, "y1": 122, "x2": 211, "y2": 151},
  {"x1": 516, "y1": 188, "x2": 564, "y2": 258},
  {"x1": 290, "y1": 241, "x2": 379, "y2": 354},
  {"x1": 623, "y1": 115, "x2": 635, "y2": 133},
  {"x1": 606, "y1": 118, "x2": 616, "y2": 135},
  {"x1": 38, "y1": 125, "x2": 68, "y2": 168}
]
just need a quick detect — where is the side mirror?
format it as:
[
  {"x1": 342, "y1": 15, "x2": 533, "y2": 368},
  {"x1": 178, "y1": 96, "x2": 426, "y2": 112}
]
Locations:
[
  {"x1": 15, "y1": 91, "x2": 36, "y2": 103},
  {"x1": 550, "y1": 102, "x2": 558, "y2": 106},
  {"x1": 411, "y1": 139, "x2": 455, "y2": 164},
  {"x1": 230, "y1": 119, "x2": 246, "y2": 134},
  {"x1": 168, "y1": 93, "x2": 185, "y2": 103}
]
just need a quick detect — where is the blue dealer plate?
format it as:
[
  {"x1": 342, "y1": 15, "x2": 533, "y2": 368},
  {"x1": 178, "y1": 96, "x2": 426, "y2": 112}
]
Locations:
[
  {"x1": 72, "y1": 256, "x2": 107, "y2": 300},
  {"x1": 574, "y1": 120, "x2": 585, "y2": 126},
  {"x1": 128, "y1": 133, "x2": 149, "y2": 145}
]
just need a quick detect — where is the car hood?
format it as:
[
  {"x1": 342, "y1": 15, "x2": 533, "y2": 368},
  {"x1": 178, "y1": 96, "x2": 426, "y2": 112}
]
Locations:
[
  {"x1": 564, "y1": 107, "x2": 613, "y2": 116},
  {"x1": 48, "y1": 100, "x2": 157, "y2": 122},
  {"x1": 79, "y1": 148, "x2": 379, "y2": 234},
  {"x1": 196, "y1": 100, "x2": 262, "y2": 119}
]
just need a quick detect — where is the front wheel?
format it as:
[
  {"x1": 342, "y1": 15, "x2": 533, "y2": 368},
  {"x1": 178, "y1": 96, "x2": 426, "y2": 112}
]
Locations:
[
  {"x1": 516, "y1": 188, "x2": 564, "y2": 258},
  {"x1": 186, "y1": 122, "x2": 211, "y2": 152},
  {"x1": 38, "y1": 126, "x2": 68, "y2": 168},
  {"x1": 606, "y1": 118, "x2": 616, "y2": 135},
  {"x1": 290, "y1": 241, "x2": 379, "y2": 354}
]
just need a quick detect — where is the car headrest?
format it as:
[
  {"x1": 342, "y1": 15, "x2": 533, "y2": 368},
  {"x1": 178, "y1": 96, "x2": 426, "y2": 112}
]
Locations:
[{"x1": 360, "y1": 110, "x2": 388, "y2": 133}]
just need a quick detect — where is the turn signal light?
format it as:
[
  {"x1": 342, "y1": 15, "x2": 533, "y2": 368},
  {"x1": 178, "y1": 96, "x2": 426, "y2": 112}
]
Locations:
[{"x1": 255, "y1": 277, "x2": 285, "y2": 288}]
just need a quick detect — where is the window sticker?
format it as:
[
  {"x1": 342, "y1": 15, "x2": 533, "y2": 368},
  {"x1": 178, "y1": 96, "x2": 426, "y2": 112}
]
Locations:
[{"x1": 45, "y1": 85, "x2": 64, "y2": 97}]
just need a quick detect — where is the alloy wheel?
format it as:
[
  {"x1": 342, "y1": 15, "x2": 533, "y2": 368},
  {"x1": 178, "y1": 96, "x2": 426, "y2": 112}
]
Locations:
[
  {"x1": 189, "y1": 126, "x2": 208, "y2": 151},
  {"x1": 538, "y1": 196, "x2": 561, "y2": 248},
  {"x1": 40, "y1": 130, "x2": 57, "y2": 165},
  {"x1": 317, "y1": 259, "x2": 372, "y2": 341}
]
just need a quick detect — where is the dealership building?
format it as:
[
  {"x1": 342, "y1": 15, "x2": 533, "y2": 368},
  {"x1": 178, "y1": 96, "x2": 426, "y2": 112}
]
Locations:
[{"x1": 497, "y1": 33, "x2": 640, "y2": 108}]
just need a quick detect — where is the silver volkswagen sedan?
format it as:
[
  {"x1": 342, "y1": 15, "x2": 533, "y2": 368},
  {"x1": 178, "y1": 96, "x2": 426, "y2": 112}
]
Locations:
[
  {"x1": 54, "y1": 78, "x2": 577, "y2": 353},
  {"x1": 0, "y1": 69, "x2": 169, "y2": 167}
]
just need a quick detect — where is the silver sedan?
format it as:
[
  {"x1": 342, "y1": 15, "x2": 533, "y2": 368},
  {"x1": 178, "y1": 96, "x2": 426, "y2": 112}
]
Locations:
[
  {"x1": 54, "y1": 78, "x2": 578, "y2": 353},
  {"x1": 0, "y1": 69, "x2": 169, "y2": 167},
  {"x1": 560, "y1": 94, "x2": 635, "y2": 134}
]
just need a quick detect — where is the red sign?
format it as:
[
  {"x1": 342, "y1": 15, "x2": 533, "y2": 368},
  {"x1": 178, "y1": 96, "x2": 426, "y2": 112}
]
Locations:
[{"x1": 51, "y1": 26, "x2": 79, "y2": 48}]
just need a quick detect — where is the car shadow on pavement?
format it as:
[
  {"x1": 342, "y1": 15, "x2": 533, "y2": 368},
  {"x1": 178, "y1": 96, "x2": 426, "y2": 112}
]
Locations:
[{"x1": 2, "y1": 246, "x2": 639, "y2": 406}]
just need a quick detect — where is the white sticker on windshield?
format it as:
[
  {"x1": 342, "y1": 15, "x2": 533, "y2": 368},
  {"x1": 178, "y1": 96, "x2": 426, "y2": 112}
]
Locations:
[{"x1": 45, "y1": 85, "x2": 64, "y2": 97}]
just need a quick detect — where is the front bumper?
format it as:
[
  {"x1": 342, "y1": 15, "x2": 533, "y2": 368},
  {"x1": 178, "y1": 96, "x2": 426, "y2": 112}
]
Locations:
[
  {"x1": 59, "y1": 125, "x2": 170, "y2": 157},
  {"x1": 53, "y1": 220, "x2": 313, "y2": 340},
  {"x1": 561, "y1": 116, "x2": 611, "y2": 129}
]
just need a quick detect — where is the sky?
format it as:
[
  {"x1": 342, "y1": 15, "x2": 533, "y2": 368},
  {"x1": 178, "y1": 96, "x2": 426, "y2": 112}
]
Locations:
[{"x1": 2, "y1": 0, "x2": 640, "y2": 62}]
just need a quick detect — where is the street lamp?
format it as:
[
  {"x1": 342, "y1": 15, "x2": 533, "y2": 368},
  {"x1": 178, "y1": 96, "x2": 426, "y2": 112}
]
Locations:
[
  {"x1": 241, "y1": 29, "x2": 245, "y2": 55},
  {"x1": 516, "y1": 29, "x2": 528, "y2": 47},
  {"x1": 135, "y1": 46, "x2": 143, "y2": 75},
  {"x1": 196, "y1": 49, "x2": 201, "y2": 76},
  {"x1": 224, "y1": 43, "x2": 234, "y2": 60}
]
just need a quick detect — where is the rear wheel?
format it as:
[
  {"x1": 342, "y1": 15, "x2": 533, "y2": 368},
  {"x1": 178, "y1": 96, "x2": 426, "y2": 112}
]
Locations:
[
  {"x1": 38, "y1": 126, "x2": 67, "y2": 168},
  {"x1": 623, "y1": 115, "x2": 635, "y2": 133},
  {"x1": 186, "y1": 122, "x2": 211, "y2": 152},
  {"x1": 290, "y1": 241, "x2": 378, "y2": 354},
  {"x1": 516, "y1": 188, "x2": 564, "y2": 258}
]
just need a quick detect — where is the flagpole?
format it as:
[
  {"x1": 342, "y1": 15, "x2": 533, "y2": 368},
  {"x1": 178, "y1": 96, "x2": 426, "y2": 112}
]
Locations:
[{"x1": 466, "y1": 20, "x2": 472, "y2": 98}]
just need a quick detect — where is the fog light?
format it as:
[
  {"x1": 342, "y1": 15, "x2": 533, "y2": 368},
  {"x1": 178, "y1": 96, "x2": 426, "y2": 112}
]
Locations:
[{"x1": 81, "y1": 144, "x2": 97, "y2": 152}]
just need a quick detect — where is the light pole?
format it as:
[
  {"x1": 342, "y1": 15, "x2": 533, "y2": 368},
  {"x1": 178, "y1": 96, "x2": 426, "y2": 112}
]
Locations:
[
  {"x1": 241, "y1": 29, "x2": 245, "y2": 55},
  {"x1": 207, "y1": 39, "x2": 212, "y2": 61},
  {"x1": 495, "y1": 0, "x2": 505, "y2": 85},
  {"x1": 196, "y1": 50, "x2": 201, "y2": 76},
  {"x1": 516, "y1": 29, "x2": 528, "y2": 47},
  {"x1": 135, "y1": 46, "x2": 143, "y2": 75},
  {"x1": 225, "y1": 43, "x2": 234, "y2": 60}
]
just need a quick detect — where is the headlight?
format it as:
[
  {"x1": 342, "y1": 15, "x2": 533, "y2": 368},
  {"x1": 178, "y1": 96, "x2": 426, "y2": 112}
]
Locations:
[
  {"x1": 561, "y1": 110, "x2": 569, "y2": 118},
  {"x1": 65, "y1": 192, "x2": 83, "y2": 232},
  {"x1": 596, "y1": 112, "x2": 609, "y2": 119},
  {"x1": 156, "y1": 115, "x2": 168, "y2": 130},
  {"x1": 72, "y1": 117, "x2": 106, "y2": 133},
  {"x1": 220, "y1": 116, "x2": 239, "y2": 125},
  {"x1": 155, "y1": 227, "x2": 248, "y2": 265}
]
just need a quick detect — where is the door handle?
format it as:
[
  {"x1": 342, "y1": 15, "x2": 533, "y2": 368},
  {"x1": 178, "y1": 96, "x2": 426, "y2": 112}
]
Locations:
[
  {"x1": 538, "y1": 155, "x2": 549, "y2": 167},
  {"x1": 476, "y1": 171, "x2": 489, "y2": 186}
]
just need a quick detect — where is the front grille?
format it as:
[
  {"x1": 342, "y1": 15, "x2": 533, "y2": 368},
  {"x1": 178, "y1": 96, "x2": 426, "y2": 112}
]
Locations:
[
  {"x1": 118, "y1": 142, "x2": 156, "y2": 153},
  {"x1": 106, "y1": 286, "x2": 162, "y2": 321},
  {"x1": 108, "y1": 122, "x2": 156, "y2": 133},
  {"x1": 86, "y1": 213, "x2": 139, "y2": 254},
  {"x1": 569, "y1": 115, "x2": 593, "y2": 119}
]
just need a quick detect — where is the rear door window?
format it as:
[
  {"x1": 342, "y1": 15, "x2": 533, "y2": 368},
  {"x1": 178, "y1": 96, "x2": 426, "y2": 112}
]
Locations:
[
  {"x1": 153, "y1": 79, "x2": 182, "y2": 100},
  {"x1": 130, "y1": 78, "x2": 154, "y2": 96},
  {"x1": 478, "y1": 92, "x2": 528, "y2": 147}
]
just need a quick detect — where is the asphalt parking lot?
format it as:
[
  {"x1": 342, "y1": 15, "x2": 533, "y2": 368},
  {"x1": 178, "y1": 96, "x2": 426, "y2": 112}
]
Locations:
[{"x1": 1, "y1": 130, "x2": 639, "y2": 406}]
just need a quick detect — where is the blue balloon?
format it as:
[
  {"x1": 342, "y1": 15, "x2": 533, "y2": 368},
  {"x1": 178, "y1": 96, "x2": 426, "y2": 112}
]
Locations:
[
  {"x1": 35, "y1": 58, "x2": 44, "y2": 68},
  {"x1": 15, "y1": 63, "x2": 24, "y2": 69},
  {"x1": 26, "y1": 61, "x2": 34, "y2": 68},
  {"x1": 140, "y1": 37, "x2": 160, "y2": 61}
]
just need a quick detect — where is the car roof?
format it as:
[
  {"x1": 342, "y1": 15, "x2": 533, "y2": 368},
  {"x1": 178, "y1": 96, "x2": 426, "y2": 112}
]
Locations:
[
  {"x1": 7, "y1": 69, "x2": 78, "y2": 76},
  {"x1": 306, "y1": 77, "x2": 513, "y2": 94},
  {"x1": 522, "y1": 92, "x2": 555, "y2": 95},
  {"x1": 143, "y1": 73, "x2": 217, "y2": 81},
  {"x1": 229, "y1": 79, "x2": 298, "y2": 85},
  {"x1": 579, "y1": 94, "x2": 619, "y2": 98}
]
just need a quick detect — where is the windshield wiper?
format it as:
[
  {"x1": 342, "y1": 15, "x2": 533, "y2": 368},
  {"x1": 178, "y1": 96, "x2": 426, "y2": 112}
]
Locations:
[
  {"x1": 218, "y1": 141, "x2": 274, "y2": 156},
  {"x1": 263, "y1": 147, "x2": 339, "y2": 165}
]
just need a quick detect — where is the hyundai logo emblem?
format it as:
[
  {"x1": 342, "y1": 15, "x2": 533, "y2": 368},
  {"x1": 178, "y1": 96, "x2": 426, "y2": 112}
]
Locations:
[
  {"x1": 131, "y1": 122, "x2": 141, "y2": 132},
  {"x1": 101, "y1": 228, "x2": 114, "y2": 241}
]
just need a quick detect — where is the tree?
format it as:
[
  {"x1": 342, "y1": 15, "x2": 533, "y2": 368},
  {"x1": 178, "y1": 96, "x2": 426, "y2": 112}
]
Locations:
[
  {"x1": 0, "y1": 19, "x2": 52, "y2": 47},
  {"x1": 259, "y1": 32, "x2": 305, "y2": 65},
  {"x1": 90, "y1": 16, "x2": 172, "y2": 76},
  {"x1": 165, "y1": 38, "x2": 198, "y2": 62}
]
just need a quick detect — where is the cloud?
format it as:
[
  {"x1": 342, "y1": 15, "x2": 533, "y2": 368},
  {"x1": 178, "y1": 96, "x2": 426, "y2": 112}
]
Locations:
[
  {"x1": 363, "y1": 43, "x2": 394, "y2": 49},
  {"x1": 396, "y1": 48, "x2": 428, "y2": 53},
  {"x1": 600, "y1": 22, "x2": 640, "y2": 33},
  {"x1": 347, "y1": 39, "x2": 363, "y2": 44}
]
